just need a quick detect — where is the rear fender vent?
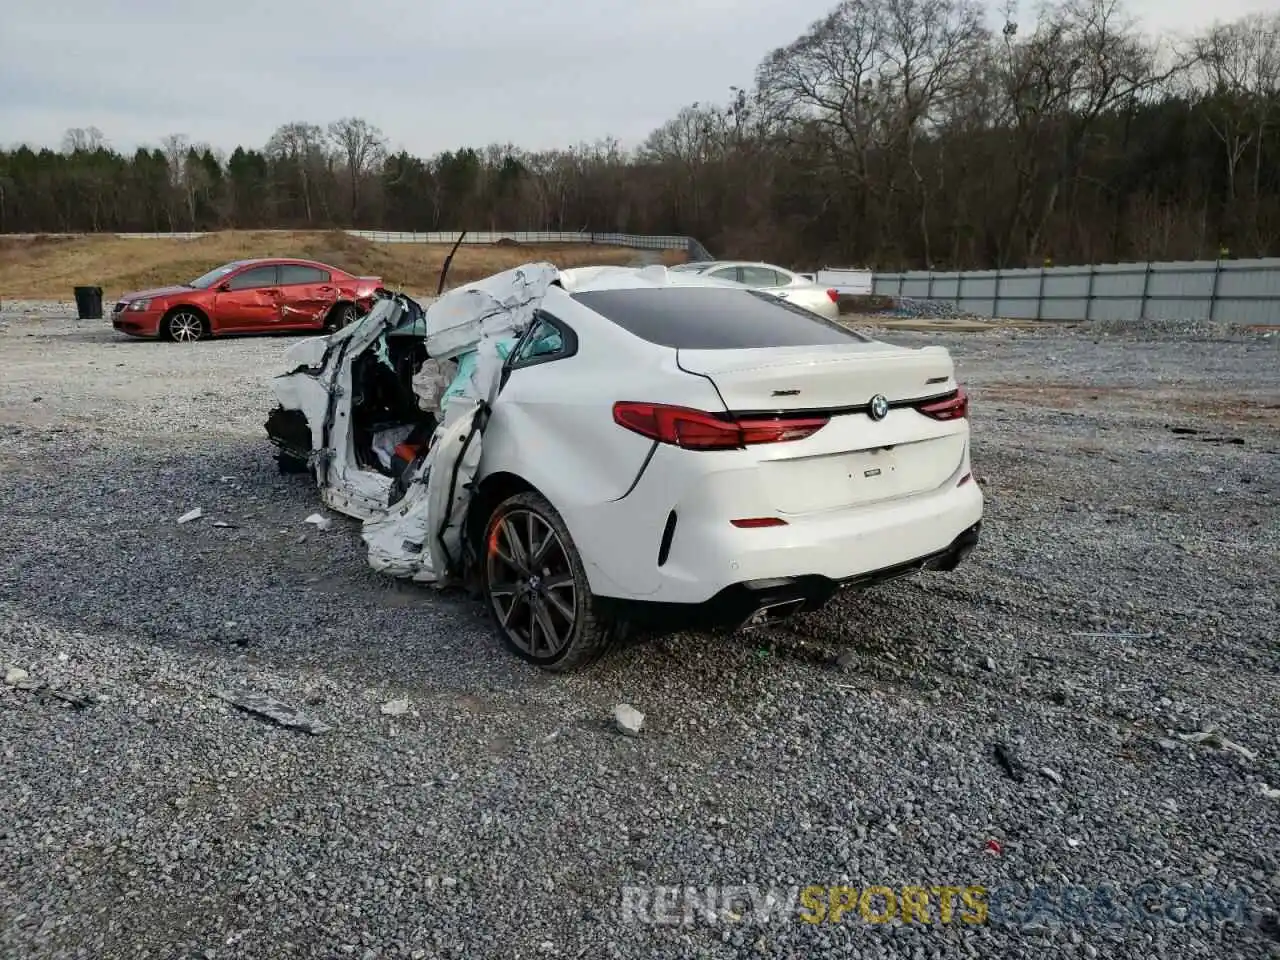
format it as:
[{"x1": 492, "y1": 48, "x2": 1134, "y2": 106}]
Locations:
[{"x1": 657, "y1": 511, "x2": 678, "y2": 567}]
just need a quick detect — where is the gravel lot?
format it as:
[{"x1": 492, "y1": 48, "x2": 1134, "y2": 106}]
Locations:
[{"x1": 1, "y1": 304, "x2": 1277, "y2": 960}]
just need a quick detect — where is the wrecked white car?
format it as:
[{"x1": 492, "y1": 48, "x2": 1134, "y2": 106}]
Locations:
[{"x1": 265, "y1": 262, "x2": 983, "y2": 671}]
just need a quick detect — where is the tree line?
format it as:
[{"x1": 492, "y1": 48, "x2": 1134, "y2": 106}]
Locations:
[{"x1": 2, "y1": 0, "x2": 1278, "y2": 269}]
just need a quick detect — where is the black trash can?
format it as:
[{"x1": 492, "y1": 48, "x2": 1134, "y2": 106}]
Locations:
[{"x1": 73, "y1": 285, "x2": 104, "y2": 320}]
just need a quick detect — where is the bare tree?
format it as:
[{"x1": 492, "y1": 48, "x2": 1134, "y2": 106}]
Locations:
[
  {"x1": 989, "y1": 0, "x2": 1182, "y2": 262},
  {"x1": 266, "y1": 122, "x2": 326, "y2": 223},
  {"x1": 61, "y1": 126, "x2": 105, "y2": 154},
  {"x1": 754, "y1": 0, "x2": 989, "y2": 261},
  {"x1": 158, "y1": 134, "x2": 192, "y2": 229},
  {"x1": 326, "y1": 117, "x2": 386, "y2": 224},
  {"x1": 756, "y1": 1, "x2": 886, "y2": 160},
  {"x1": 877, "y1": 0, "x2": 989, "y2": 262},
  {"x1": 525, "y1": 151, "x2": 574, "y2": 228},
  {"x1": 1187, "y1": 14, "x2": 1280, "y2": 244},
  {"x1": 640, "y1": 103, "x2": 731, "y2": 230}
]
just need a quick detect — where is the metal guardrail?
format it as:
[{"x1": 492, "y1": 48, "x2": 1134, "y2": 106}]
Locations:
[{"x1": 871, "y1": 258, "x2": 1280, "y2": 325}]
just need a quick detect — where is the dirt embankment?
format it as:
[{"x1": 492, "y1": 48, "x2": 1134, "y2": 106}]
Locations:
[{"x1": 0, "y1": 230, "x2": 686, "y2": 299}]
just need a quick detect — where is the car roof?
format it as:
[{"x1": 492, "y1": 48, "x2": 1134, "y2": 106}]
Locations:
[
  {"x1": 702, "y1": 260, "x2": 796, "y2": 271},
  {"x1": 555, "y1": 264, "x2": 746, "y2": 294},
  {"x1": 228, "y1": 257, "x2": 340, "y2": 270}
]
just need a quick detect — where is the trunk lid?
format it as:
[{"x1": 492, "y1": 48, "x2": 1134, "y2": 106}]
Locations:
[
  {"x1": 677, "y1": 342, "x2": 968, "y2": 513},
  {"x1": 676, "y1": 341, "x2": 956, "y2": 412}
]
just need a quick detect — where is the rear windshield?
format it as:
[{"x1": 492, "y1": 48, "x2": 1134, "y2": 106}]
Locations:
[{"x1": 571, "y1": 287, "x2": 866, "y2": 349}]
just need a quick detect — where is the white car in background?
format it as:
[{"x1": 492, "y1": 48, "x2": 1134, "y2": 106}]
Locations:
[
  {"x1": 265, "y1": 263, "x2": 982, "y2": 671},
  {"x1": 670, "y1": 260, "x2": 842, "y2": 320}
]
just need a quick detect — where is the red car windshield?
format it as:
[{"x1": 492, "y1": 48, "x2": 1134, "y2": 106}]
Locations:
[{"x1": 187, "y1": 262, "x2": 246, "y2": 289}]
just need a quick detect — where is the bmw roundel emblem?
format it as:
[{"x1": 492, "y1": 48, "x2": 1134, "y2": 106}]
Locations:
[{"x1": 869, "y1": 394, "x2": 890, "y2": 421}]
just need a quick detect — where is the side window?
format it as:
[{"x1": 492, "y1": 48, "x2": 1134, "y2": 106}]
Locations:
[
  {"x1": 740, "y1": 266, "x2": 783, "y2": 287},
  {"x1": 509, "y1": 312, "x2": 576, "y2": 369},
  {"x1": 708, "y1": 266, "x2": 741, "y2": 283},
  {"x1": 279, "y1": 264, "x2": 330, "y2": 285},
  {"x1": 226, "y1": 265, "x2": 279, "y2": 290}
]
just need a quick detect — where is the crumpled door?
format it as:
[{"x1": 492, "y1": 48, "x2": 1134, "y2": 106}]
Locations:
[
  {"x1": 280, "y1": 282, "x2": 341, "y2": 327},
  {"x1": 361, "y1": 398, "x2": 486, "y2": 582}
]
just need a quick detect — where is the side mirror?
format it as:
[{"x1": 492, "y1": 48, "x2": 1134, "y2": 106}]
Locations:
[{"x1": 217, "y1": 282, "x2": 231, "y2": 292}]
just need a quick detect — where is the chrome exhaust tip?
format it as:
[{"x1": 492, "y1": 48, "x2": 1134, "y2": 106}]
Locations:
[{"x1": 739, "y1": 597, "x2": 806, "y2": 631}]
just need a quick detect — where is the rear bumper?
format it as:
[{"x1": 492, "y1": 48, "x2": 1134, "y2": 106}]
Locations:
[
  {"x1": 596, "y1": 520, "x2": 981, "y2": 631},
  {"x1": 815, "y1": 299, "x2": 841, "y2": 320},
  {"x1": 792, "y1": 296, "x2": 839, "y2": 320}
]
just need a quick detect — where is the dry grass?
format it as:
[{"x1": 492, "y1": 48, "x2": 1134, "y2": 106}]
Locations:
[{"x1": 0, "y1": 231, "x2": 688, "y2": 299}]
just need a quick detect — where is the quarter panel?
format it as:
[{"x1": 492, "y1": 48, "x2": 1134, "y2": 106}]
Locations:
[{"x1": 480, "y1": 299, "x2": 727, "y2": 597}]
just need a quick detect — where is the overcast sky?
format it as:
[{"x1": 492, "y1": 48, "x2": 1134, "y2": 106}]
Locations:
[{"x1": 2, "y1": 0, "x2": 1277, "y2": 158}]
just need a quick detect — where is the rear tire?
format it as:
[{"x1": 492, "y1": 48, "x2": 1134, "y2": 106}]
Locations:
[
  {"x1": 325, "y1": 302, "x2": 357, "y2": 331},
  {"x1": 482, "y1": 491, "x2": 619, "y2": 672}
]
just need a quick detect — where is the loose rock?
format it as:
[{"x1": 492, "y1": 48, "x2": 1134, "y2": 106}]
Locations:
[
  {"x1": 215, "y1": 688, "x2": 333, "y2": 735},
  {"x1": 304, "y1": 513, "x2": 333, "y2": 531},
  {"x1": 380, "y1": 698, "x2": 410, "y2": 717},
  {"x1": 613, "y1": 703, "x2": 644, "y2": 737}
]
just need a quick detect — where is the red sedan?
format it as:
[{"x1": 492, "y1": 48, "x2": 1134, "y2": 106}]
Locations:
[{"x1": 110, "y1": 258, "x2": 384, "y2": 342}]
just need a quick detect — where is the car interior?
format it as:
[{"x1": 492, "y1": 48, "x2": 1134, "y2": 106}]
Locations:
[{"x1": 349, "y1": 337, "x2": 437, "y2": 478}]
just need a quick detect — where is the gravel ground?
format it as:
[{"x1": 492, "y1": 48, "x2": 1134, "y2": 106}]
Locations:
[
  {"x1": 1, "y1": 305, "x2": 1277, "y2": 960},
  {"x1": 868, "y1": 298, "x2": 981, "y2": 320}
]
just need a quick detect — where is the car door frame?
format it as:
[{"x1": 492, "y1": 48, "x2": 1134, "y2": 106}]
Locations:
[
  {"x1": 498, "y1": 310, "x2": 580, "y2": 391},
  {"x1": 705, "y1": 265, "x2": 743, "y2": 285},
  {"x1": 277, "y1": 263, "x2": 339, "y2": 329},
  {"x1": 213, "y1": 264, "x2": 283, "y2": 331},
  {"x1": 739, "y1": 264, "x2": 789, "y2": 291}
]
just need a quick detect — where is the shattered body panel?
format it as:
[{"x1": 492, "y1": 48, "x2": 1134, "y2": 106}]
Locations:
[{"x1": 267, "y1": 263, "x2": 560, "y2": 583}]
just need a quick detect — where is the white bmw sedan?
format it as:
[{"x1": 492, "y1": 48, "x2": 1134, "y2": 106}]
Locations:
[{"x1": 266, "y1": 262, "x2": 982, "y2": 671}]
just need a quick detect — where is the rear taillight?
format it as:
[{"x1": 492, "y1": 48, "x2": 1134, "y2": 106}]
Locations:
[
  {"x1": 915, "y1": 387, "x2": 968, "y2": 421},
  {"x1": 612, "y1": 402, "x2": 828, "y2": 450},
  {"x1": 826, "y1": 288, "x2": 839, "y2": 302}
]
